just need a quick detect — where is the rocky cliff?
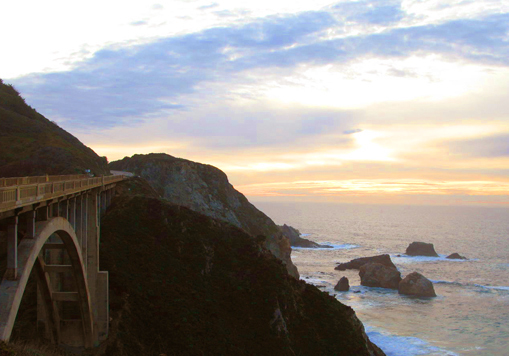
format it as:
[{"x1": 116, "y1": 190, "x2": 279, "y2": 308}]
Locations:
[
  {"x1": 0, "y1": 79, "x2": 109, "y2": 177},
  {"x1": 109, "y1": 154, "x2": 298, "y2": 278},
  {"x1": 96, "y1": 178, "x2": 385, "y2": 356}
]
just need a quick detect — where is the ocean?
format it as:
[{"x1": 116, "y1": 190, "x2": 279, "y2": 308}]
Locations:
[{"x1": 254, "y1": 202, "x2": 509, "y2": 356}]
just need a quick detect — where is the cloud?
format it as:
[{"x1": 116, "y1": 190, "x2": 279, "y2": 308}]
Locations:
[
  {"x1": 236, "y1": 178, "x2": 509, "y2": 198},
  {"x1": 12, "y1": 10, "x2": 337, "y2": 130},
  {"x1": 130, "y1": 20, "x2": 148, "y2": 26},
  {"x1": 148, "y1": 104, "x2": 357, "y2": 149},
  {"x1": 199, "y1": 3, "x2": 219, "y2": 10},
  {"x1": 344, "y1": 129, "x2": 363, "y2": 135},
  {"x1": 361, "y1": 13, "x2": 509, "y2": 65},
  {"x1": 332, "y1": 1, "x2": 405, "y2": 25},
  {"x1": 10, "y1": 8, "x2": 509, "y2": 134},
  {"x1": 447, "y1": 134, "x2": 509, "y2": 158}
]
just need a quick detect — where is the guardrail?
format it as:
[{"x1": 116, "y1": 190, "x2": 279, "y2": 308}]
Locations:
[{"x1": 0, "y1": 175, "x2": 124, "y2": 212}]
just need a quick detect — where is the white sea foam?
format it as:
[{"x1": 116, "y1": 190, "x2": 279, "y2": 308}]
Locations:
[
  {"x1": 293, "y1": 243, "x2": 359, "y2": 250},
  {"x1": 365, "y1": 326, "x2": 459, "y2": 356},
  {"x1": 474, "y1": 284, "x2": 509, "y2": 291},
  {"x1": 301, "y1": 277, "x2": 329, "y2": 287},
  {"x1": 392, "y1": 254, "x2": 477, "y2": 263},
  {"x1": 430, "y1": 279, "x2": 460, "y2": 284},
  {"x1": 430, "y1": 280, "x2": 509, "y2": 292}
]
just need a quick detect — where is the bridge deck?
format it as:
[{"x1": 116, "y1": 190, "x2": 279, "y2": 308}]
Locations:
[{"x1": 0, "y1": 175, "x2": 124, "y2": 214}]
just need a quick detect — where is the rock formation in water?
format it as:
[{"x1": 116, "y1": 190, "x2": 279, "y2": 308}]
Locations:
[
  {"x1": 359, "y1": 263, "x2": 402, "y2": 289},
  {"x1": 335, "y1": 254, "x2": 396, "y2": 271},
  {"x1": 405, "y1": 242, "x2": 439, "y2": 257},
  {"x1": 446, "y1": 253, "x2": 467, "y2": 260},
  {"x1": 109, "y1": 153, "x2": 299, "y2": 278},
  {"x1": 398, "y1": 272, "x2": 436, "y2": 297},
  {"x1": 335, "y1": 277, "x2": 350, "y2": 292},
  {"x1": 279, "y1": 224, "x2": 333, "y2": 248}
]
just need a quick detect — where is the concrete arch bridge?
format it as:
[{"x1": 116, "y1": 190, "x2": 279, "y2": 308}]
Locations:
[{"x1": 0, "y1": 174, "x2": 125, "y2": 348}]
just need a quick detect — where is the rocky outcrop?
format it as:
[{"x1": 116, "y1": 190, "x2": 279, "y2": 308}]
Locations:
[
  {"x1": 335, "y1": 277, "x2": 350, "y2": 292},
  {"x1": 398, "y1": 272, "x2": 436, "y2": 297},
  {"x1": 335, "y1": 254, "x2": 396, "y2": 271},
  {"x1": 109, "y1": 154, "x2": 298, "y2": 278},
  {"x1": 405, "y1": 242, "x2": 438, "y2": 257},
  {"x1": 359, "y1": 263, "x2": 401, "y2": 289},
  {"x1": 279, "y1": 224, "x2": 333, "y2": 248},
  {"x1": 446, "y1": 253, "x2": 467, "y2": 260},
  {"x1": 99, "y1": 185, "x2": 386, "y2": 356}
]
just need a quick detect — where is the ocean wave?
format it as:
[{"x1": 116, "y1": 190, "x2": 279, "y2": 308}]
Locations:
[
  {"x1": 293, "y1": 243, "x2": 359, "y2": 250},
  {"x1": 430, "y1": 280, "x2": 463, "y2": 286},
  {"x1": 392, "y1": 254, "x2": 477, "y2": 263},
  {"x1": 430, "y1": 280, "x2": 509, "y2": 292},
  {"x1": 473, "y1": 284, "x2": 509, "y2": 291},
  {"x1": 365, "y1": 326, "x2": 459, "y2": 356},
  {"x1": 301, "y1": 277, "x2": 329, "y2": 286}
]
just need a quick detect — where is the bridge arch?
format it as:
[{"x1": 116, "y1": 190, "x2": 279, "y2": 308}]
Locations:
[{"x1": 0, "y1": 217, "x2": 94, "y2": 347}]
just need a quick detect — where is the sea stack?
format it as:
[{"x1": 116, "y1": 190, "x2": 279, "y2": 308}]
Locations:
[
  {"x1": 446, "y1": 253, "x2": 467, "y2": 260},
  {"x1": 335, "y1": 277, "x2": 350, "y2": 291},
  {"x1": 335, "y1": 254, "x2": 397, "y2": 271},
  {"x1": 359, "y1": 263, "x2": 401, "y2": 289},
  {"x1": 398, "y1": 272, "x2": 436, "y2": 297},
  {"x1": 405, "y1": 242, "x2": 439, "y2": 257}
]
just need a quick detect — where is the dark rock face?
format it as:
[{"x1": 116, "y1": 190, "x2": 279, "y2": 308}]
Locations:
[
  {"x1": 109, "y1": 154, "x2": 299, "y2": 278},
  {"x1": 398, "y1": 272, "x2": 436, "y2": 297},
  {"x1": 335, "y1": 254, "x2": 397, "y2": 271},
  {"x1": 0, "y1": 80, "x2": 109, "y2": 177},
  {"x1": 405, "y1": 242, "x2": 439, "y2": 257},
  {"x1": 359, "y1": 263, "x2": 402, "y2": 289},
  {"x1": 100, "y1": 188, "x2": 386, "y2": 356},
  {"x1": 335, "y1": 277, "x2": 350, "y2": 292},
  {"x1": 279, "y1": 224, "x2": 333, "y2": 248},
  {"x1": 446, "y1": 253, "x2": 467, "y2": 260}
]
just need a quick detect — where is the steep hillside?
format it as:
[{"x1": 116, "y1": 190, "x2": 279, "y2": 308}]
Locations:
[
  {"x1": 109, "y1": 154, "x2": 298, "y2": 278},
  {"x1": 0, "y1": 79, "x2": 109, "y2": 177},
  {"x1": 96, "y1": 178, "x2": 384, "y2": 356}
]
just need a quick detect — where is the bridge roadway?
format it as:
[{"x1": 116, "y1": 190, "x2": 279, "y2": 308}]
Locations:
[{"x1": 0, "y1": 174, "x2": 125, "y2": 348}]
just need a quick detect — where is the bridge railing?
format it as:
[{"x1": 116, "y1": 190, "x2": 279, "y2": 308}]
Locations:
[
  {"x1": 0, "y1": 175, "x2": 124, "y2": 209},
  {"x1": 0, "y1": 174, "x2": 91, "y2": 188}
]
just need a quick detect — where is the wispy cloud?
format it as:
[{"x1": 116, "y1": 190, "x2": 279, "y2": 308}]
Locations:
[
  {"x1": 4, "y1": 0, "x2": 509, "y2": 204},
  {"x1": 12, "y1": 9, "x2": 509, "y2": 129},
  {"x1": 236, "y1": 179, "x2": 509, "y2": 197}
]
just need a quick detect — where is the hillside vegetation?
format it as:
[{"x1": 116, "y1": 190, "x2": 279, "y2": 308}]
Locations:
[{"x1": 0, "y1": 79, "x2": 109, "y2": 177}]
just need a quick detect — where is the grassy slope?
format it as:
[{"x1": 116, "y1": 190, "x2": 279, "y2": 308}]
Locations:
[{"x1": 0, "y1": 79, "x2": 109, "y2": 177}]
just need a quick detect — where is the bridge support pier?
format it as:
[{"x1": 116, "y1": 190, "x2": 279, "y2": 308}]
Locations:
[
  {"x1": 96, "y1": 271, "x2": 109, "y2": 342},
  {"x1": 69, "y1": 198, "x2": 76, "y2": 230},
  {"x1": 76, "y1": 197, "x2": 82, "y2": 244},
  {"x1": 26, "y1": 210, "x2": 36, "y2": 239},
  {"x1": 6, "y1": 216, "x2": 18, "y2": 280}
]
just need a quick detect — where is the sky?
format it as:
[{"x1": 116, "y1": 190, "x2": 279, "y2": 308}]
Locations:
[{"x1": 2, "y1": 0, "x2": 509, "y2": 206}]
